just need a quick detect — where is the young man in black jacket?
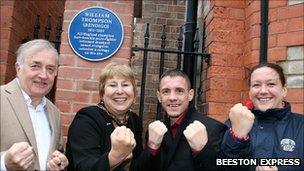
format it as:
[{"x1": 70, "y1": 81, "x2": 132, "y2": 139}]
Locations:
[{"x1": 137, "y1": 69, "x2": 226, "y2": 171}]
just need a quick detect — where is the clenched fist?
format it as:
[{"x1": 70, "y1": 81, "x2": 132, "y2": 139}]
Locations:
[
  {"x1": 108, "y1": 126, "x2": 136, "y2": 168},
  {"x1": 183, "y1": 121, "x2": 208, "y2": 152},
  {"x1": 256, "y1": 165, "x2": 278, "y2": 171},
  {"x1": 4, "y1": 142, "x2": 34, "y2": 170},
  {"x1": 47, "y1": 150, "x2": 69, "y2": 170},
  {"x1": 147, "y1": 120, "x2": 168, "y2": 149},
  {"x1": 229, "y1": 103, "x2": 255, "y2": 138}
]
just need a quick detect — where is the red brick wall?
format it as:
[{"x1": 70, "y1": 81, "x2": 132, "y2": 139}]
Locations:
[
  {"x1": 202, "y1": 0, "x2": 303, "y2": 122},
  {"x1": 203, "y1": 0, "x2": 246, "y2": 122},
  {"x1": 58, "y1": 1, "x2": 135, "y2": 139},
  {"x1": 0, "y1": 0, "x2": 65, "y2": 84}
]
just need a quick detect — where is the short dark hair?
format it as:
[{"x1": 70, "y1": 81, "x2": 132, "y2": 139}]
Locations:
[
  {"x1": 248, "y1": 62, "x2": 286, "y2": 86},
  {"x1": 159, "y1": 69, "x2": 191, "y2": 90}
]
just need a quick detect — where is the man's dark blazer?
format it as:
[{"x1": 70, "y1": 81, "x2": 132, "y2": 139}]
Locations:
[{"x1": 136, "y1": 104, "x2": 226, "y2": 171}]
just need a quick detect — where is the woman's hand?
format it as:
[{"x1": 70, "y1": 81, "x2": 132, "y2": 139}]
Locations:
[{"x1": 108, "y1": 126, "x2": 136, "y2": 169}]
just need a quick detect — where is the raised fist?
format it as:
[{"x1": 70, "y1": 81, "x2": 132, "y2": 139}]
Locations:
[
  {"x1": 47, "y1": 150, "x2": 69, "y2": 170},
  {"x1": 256, "y1": 165, "x2": 278, "y2": 171},
  {"x1": 229, "y1": 103, "x2": 255, "y2": 138},
  {"x1": 108, "y1": 126, "x2": 136, "y2": 167},
  {"x1": 183, "y1": 121, "x2": 208, "y2": 152},
  {"x1": 147, "y1": 120, "x2": 168, "y2": 149},
  {"x1": 4, "y1": 142, "x2": 34, "y2": 170}
]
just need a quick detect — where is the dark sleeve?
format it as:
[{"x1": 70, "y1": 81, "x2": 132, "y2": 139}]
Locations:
[
  {"x1": 128, "y1": 113, "x2": 144, "y2": 171},
  {"x1": 193, "y1": 118, "x2": 227, "y2": 171},
  {"x1": 133, "y1": 131, "x2": 161, "y2": 171},
  {"x1": 66, "y1": 107, "x2": 111, "y2": 171},
  {"x1": 220, "y1": 120, "x2": 252, "y2": 158}
]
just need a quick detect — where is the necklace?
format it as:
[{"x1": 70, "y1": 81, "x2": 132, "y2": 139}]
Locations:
[{"x1": 97, "y1": 102, "x2": 129, "y2": 126}]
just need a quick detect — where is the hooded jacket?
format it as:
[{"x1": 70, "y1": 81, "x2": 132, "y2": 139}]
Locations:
[{"x1": 221, "y1": 101, "x2": 304, "y2": 171}]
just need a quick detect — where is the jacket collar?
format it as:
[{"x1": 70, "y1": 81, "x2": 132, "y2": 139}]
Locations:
[{"x1": 252, "y1": 101, "x2": 291, "y2": 121}]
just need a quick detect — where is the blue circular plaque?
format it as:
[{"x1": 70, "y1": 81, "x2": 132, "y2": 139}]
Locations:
[{"x1": 68, "y1": 6, "x2": 124, "y2": 61}]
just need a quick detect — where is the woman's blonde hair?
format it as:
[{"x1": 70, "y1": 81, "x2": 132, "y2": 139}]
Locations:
[{"x1": 98, "y1": 62, "x2": 137, "y2": 98}]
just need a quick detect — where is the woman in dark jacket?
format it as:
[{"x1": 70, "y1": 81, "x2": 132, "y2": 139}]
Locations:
[
  {"x1": 66, "y1": 62, "x2": 142, "y2": 171},
  {"x1": 221, "y1": 63, "x2": 304, "y2": 171}
]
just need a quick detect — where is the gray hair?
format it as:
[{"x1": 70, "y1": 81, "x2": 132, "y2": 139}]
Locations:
[{"x1": 16, "y1": 39, "x2": 59, "y2": 66}]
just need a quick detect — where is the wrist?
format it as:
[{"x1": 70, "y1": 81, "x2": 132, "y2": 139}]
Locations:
[
  {"x1": 147, "y1": 141, "x2": 160, "y2": 150},
  {"x1": 108, "y1": 150, "x2": 124, "y2": 165},
  {"x1": 229, "y1": 128, "x2": 250, "y2": 141}
]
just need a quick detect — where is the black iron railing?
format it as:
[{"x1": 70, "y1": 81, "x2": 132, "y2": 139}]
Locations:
[{"x1": 132, "y1": 23, "x2": 210, "y2": 122}]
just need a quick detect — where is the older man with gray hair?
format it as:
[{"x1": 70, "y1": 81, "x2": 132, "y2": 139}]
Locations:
[{"x1": 1, "y1": 39, "x2": 68, "y2": 170}]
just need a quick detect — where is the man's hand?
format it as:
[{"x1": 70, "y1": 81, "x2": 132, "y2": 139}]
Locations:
[
  {"x1": 4, "y1": 142, "x2": 34, "y2": 170},
  {"x1": 147, "y1": 120, "x2": 168, "y2": 149},
  {"x1": 229, "y1": 103, "x2": 255, "y2": 138},
  {"x1": 183, "y1": 121, "x2": 208, "y2": 152},
  {"x1": 108, "y1": 126, "x2": 136, "y2": 168},
  {"x1": 46, "y1": 150, "x2": 68, "y2": 170},
  {"x1": 256, "y1": 165, "x2": 278, "y2": 171}
]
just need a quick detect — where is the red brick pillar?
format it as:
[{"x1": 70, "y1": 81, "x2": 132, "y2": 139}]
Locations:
[
  {"x1": 57, "y1": 1, "x2": 135, "y2": 140},
  {"x1": 203, "y1": 0, "x2": 247, "y2": 122}
]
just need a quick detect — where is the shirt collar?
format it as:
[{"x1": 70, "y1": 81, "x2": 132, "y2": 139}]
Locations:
[
  {"x1": 171, "y1": 111, "x2": 186, "y2": 127},
  {"x1": 16, "y1": 78, "x2": 47, "y2": 108}
]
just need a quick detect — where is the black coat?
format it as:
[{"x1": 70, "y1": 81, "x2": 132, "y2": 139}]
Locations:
[
  {"x1": 66, "y1": 106, "x2": 143, "y2": 171},
  {"x1": 136, "y1": 105, "x2": 226, "y2": 171}
]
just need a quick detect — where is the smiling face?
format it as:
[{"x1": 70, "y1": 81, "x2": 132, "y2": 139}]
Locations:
[
  {"x1": 102, "y1": 76, "x2": 135, "y2": 118},
  {"x1": 16, "y1": 48, "x2": 58, "y2": 103},
  {"x1": 249, "y1": 67, "x2": 287, "y2": 112},
  {"x1": 157, "y1": 76, "x2": 194, "y2": 118}
]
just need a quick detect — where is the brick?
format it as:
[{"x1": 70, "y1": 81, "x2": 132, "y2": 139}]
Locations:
[
  {"x1": 278, "y1": 4, "x2": 304, "y2": 20},
  {"x1": 61, "y1": 125, "x2": 69, "y2": 137},
  {"x1": 58, "y1": 66, "x2": 92, "y2": 79},
  {"x1": 206, "y1": 90, "x2": 242, "y2": 103},
  {"x1": 61, "y1": 114, "x2": 75, "y2": 126},
  {"x1": 229, "y1": 8, "x2": 245, "y2": 20},
  {"x1": 208, "y1": 102, "x2": 230, "y2": 115},
  {"x1": 207, "y1": 114, "x2": 228, "y2": 123},
  {"x1": 210, "y1": 54, "x2": 227, "y2": 66},
  {"x1": 286, "y1": 88, "x2": 304, "y2": 102},
  {"x1": 93, "y1": 68, "x2": 103, "y2": 80},
  {"x1": 269, "y1": 8, "x2": 278, "y2": 22},
  {"x1": 277, "y1": 31, "x2": 304, "y2": 46},
  {"x1": 209, "y1": 77, "x2": 226, "y2": 90},
  {"x1": 243, "y1": 50, "x2": 259, "y2": 66},
  {"x1": 245, "y1": 0, "x2": 260, "y2": 18},
  {"x1": 55, "y1": 101, "x2": 72, "y2": 113},
  {"x1": 208, "y1": 66, "x2": 245, "y2": 79},
  {"x1": 213, "y1": 6, "x2": 229, "y2": 18},
  {"x1": 76, "y1": 80, "x2": 99, "y2": 91},
  {"x1": 92, "y1": 92, "x2": 101, "y2": 104},
  {"x1": 76, "y1": 59, "x2": 107, "y2": 68},
  {"x1": 268, "y1": 47, "x2": 287, "y2": 61},
  {"x1": 245, "y1": 25, "x2": 260, "y2": 40},
  {"x1": 56, "y1": 90, "x2": 76, "y2": 101},
  {"x1": 59, "y1": 54, "x2": 76, "y2": 67},
  {"x1": 287, "y1": 17, "x2": 304, "y2": 32},
  {"x1": 247, "y1": 11, "x2": 260, "y2": 26},
  {"x1": 226, "y1": 79, "x2": 247, "y2": 91},
  {"x1": 268, "y1": 20, "x2": 288, "y2": 34},
  {"x1": 226, "y1": 54, "x2": 243, "y2": 67},
  {"x1": 290, "y1": 103, "x2": 304, "y2": 114},
  {"x1": 209, "y1": 18, "x2": 244, "y2": 32},
  {"x1": 56, "y1": 79, "x2": 74, "y2": 90},
  {"x1": 269, "y1": 0, "x2": 287, "y2": 8},
  {"x1": 72, "y1": 102, "x2": 89, "y2": 113},
  {"x1": 268, "y1": 35, "x2": 277, "y2": 48},
  {"x1": 213, "y1": 0, "x2": 245, "y2": 8}
]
